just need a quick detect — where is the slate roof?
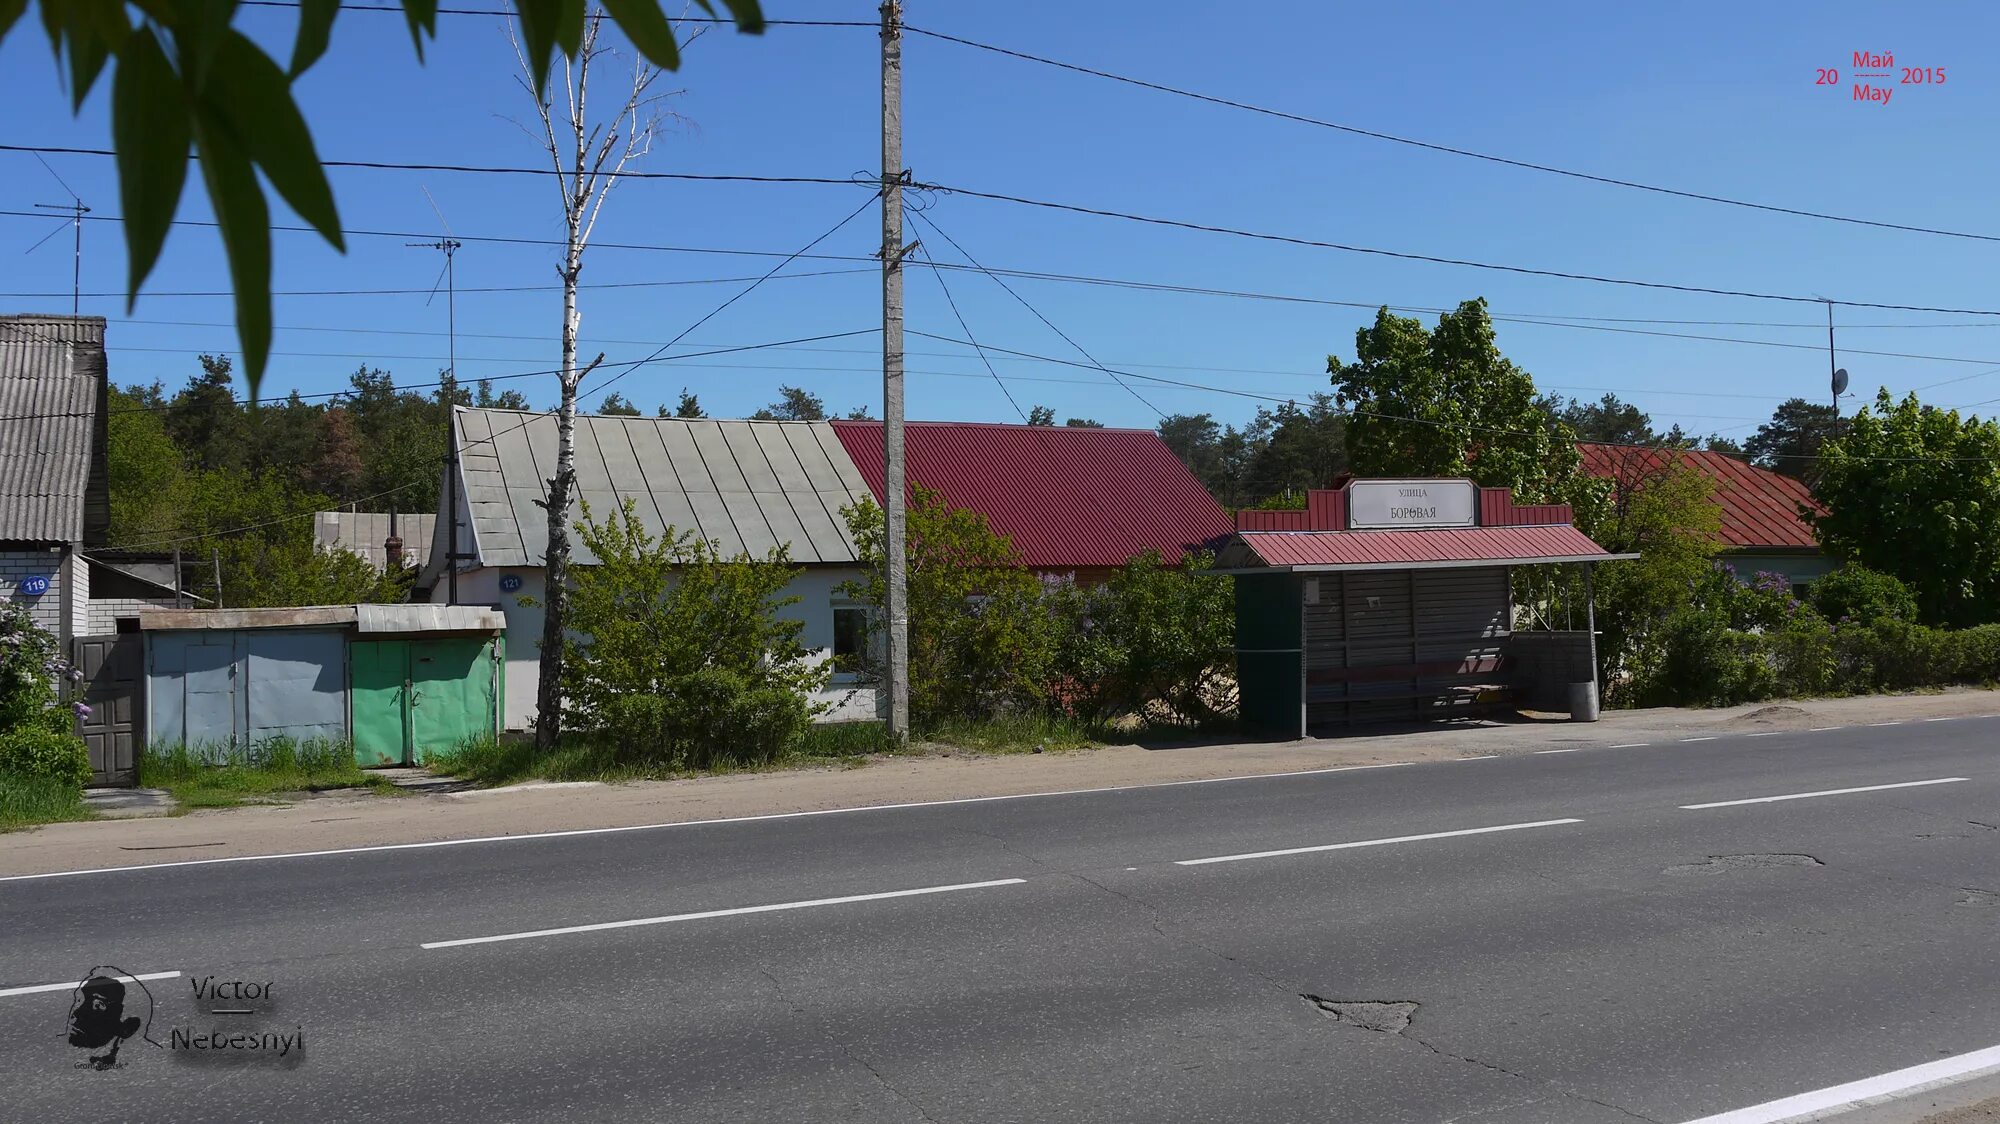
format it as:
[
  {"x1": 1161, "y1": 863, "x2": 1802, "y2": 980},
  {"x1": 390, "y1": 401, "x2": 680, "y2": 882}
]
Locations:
[
  {"x1": 1577, "y1": 443, "x2": 1821, "y2": 550},
  {"x1": 831, "y1": 420, "x2": 1235, "y2": 568},
  {"x1": 0, "y1": 314, "x2": 108, "y2": 544},
  {"x1": 451, "y1": 408, "x2": 872, "y2": 567},
  {"x1": 1221, "y1": 525, "x2": 1631, "y2": 571}
]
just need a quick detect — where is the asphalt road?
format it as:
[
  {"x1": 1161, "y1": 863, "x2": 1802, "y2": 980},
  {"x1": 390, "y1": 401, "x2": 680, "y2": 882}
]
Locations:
[{"x1": 3, "y1": 716, "x2": 1998, "y2": 1123}]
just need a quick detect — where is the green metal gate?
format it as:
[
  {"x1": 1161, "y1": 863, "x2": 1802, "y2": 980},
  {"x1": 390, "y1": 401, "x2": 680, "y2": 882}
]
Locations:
[{"x1": 351, "y1": 637, "x2": 499, "y2": 766}]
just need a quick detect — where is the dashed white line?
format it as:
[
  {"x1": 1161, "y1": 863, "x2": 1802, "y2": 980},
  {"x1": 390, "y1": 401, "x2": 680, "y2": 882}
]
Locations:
[
  {"x1": 1534, "y1": 749, "x2": 1579, "y2": 755},
  {"x1": 1924, "y1": 716, "x2": 1959, "y2": 723},
  {"x1": 1681, "y1": 736, "x2": 1718, "y2": 743},
  {"x1": 1175, "y1": 818, "x2": 1583, "y2": 867},
  {"x1": 1868, "y1": 721, "x2": 1905, "y2": 727},
  {"x1": 1680, "y1": 777, "x2": 1968, "y2": 810},
  {"x1": 1681, "y1": 1040, "x2": 2000, "y2": 1124},
  {"x1": 1609, "y1": 742, "x2": 1649, "y2": 749},
  {"x1": 423, "y1": 878, "x2": 1028, "y2": 950},
  {"x1": 1457, "y1": 755, "x2": 1500, "y2": 761},
  {"x1": 0, "y1": 970, "x2": 179, "y2": 999},
  {"x1": 1744, "y1": 732, "x2": 1782, "y2": 738}
]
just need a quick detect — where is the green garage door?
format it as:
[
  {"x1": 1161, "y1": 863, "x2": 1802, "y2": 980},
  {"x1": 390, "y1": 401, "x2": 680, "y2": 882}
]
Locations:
[{"x1": 351, "y1": 638, "x2": 499, "y2": 766}]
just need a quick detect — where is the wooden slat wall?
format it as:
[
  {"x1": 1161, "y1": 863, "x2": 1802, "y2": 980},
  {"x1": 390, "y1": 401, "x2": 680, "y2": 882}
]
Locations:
[{"x1": 1304, "y1": 565, "x2": 1511, "y2": 731}]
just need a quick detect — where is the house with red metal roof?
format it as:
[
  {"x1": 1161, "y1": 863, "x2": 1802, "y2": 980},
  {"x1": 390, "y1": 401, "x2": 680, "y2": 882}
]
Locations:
[
  {"x1": 1576, "y1": 443, "x2": 1830, "y2": 588},
  {"x1": 427, "y1": 410, "x2": 1233, "y2": 729},
  {"x1": 830, "y1": 420, "x2": 1234, "y2": 578}
]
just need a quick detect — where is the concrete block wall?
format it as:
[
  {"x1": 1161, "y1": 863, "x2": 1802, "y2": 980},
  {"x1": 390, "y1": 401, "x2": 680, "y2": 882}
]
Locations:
[
  {"x1": 0, "y1": 547, "x2": 68, "y2": 638},
  {"x1": 1504, "y1": 630, "x2": 1596, "y2": 712}
]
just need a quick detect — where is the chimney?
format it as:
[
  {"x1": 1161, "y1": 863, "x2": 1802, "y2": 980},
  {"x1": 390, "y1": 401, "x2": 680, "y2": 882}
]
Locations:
[{"x1": 384, "y1": 508, "x2": 404, "y2": 571}]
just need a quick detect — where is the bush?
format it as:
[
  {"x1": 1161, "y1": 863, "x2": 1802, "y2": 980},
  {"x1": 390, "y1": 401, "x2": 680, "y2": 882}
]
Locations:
[
  {"x1": 0, "y1": 726, "x2": 91, "y2": 788},
  {"x1": 593, "y1": 671, "x2": 810, "y2": 771},
  {"x1": 1639, "y1": 608, "x2": 1773, "y2": 707},
  {"x1": 1811, "y1": 566, "x2": 1918, "y2": 627},
  {"x1": 1957, "y1": 624, "x2": 2000, "y2": 683}
]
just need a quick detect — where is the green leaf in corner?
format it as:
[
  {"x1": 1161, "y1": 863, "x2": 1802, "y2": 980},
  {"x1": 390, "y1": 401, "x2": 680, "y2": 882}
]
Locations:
[
  {"x1": 708, "y1": 0, "x2": 766, "y2": 35},
  {"x1": 551, "y1": 0, "x2": 585, "y2": 58},
  {"x1": 190, "y1": 119, "x2": 273, "y2": 396},
  {"x1": 512, "y1": 0, "x2": 562, "y2": 94},
  {"x1": 401, "y1": 0, "x2": 438, "y2": 59},
  {"x1": 289, "y1": 0, "x2": 340, "y2": 76},
  {"x1": 599, "y1": 0, "x2": 680, "y2": 70},
  {"x1": 207, "y1": 31, "x2": 345, "y2": 251},
  {"x1": 0, "y1": 0, "x2": 25, "y2": 40},
  {"x1": 111, "y1": 26, "x2": 191, "y2": 311}
]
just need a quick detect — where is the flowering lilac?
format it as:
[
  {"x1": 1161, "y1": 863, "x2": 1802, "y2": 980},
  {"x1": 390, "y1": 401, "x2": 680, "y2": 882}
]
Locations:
[{"x1": 72, "y1": 702, "x2": 91, "y2": 719}]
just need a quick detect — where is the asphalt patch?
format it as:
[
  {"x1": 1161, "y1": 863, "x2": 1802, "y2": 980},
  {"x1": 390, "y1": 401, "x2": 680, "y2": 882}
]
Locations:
[
  {"x1": 1665, "y1": 853, "x2": 1824, "y2": 876},
  {"x1": 1957, "y1": 889, "x2": 1998, "y2": 908},
  {"x1": 1302, "y1": 996, "x2": 1419, "y2": 1034}
]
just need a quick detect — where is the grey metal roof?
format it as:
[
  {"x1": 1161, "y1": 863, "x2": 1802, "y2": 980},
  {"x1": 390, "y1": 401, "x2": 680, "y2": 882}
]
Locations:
[
  {"x1": 451, "y1": 407, "x2": 872, "y2": 567},
  {"x1": 314, "y1": 511, "x2": 437, "y2": 571},
  {"x1": 0, "y1": 315, "x2": 107, "y2": 543}
]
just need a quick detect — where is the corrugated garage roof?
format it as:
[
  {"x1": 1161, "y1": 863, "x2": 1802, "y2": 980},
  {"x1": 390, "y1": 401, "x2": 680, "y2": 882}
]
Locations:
[
  {"x1": 452, "y1": 408, "x2": 872, "y2": 567},
  {"x1": 832, "y1": 420, "x2": 1235, "y2": 568},
  {"x1": 0, "y1": 315, "x2": 106, "y2": 543},
  {"x1": 1578, "y1": 443, "x2": 1820, "y2": 550},
  {"x1": 1225, "y1": 525, "x2": 1630, "y2": 571}
]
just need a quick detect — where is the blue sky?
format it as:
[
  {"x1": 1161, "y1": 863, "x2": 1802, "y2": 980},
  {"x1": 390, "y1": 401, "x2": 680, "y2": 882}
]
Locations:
[{"x1": 4, "y1": 1, "x2": 1999, "y2": 436}]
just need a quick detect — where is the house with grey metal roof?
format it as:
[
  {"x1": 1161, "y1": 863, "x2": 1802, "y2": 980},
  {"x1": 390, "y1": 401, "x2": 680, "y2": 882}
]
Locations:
[
  {"x1": 421, "y1": 406, "x2": 879, "y2": 729},
  {"x1": 0, "y1": 313, "x2": 109, "y2": 646}
]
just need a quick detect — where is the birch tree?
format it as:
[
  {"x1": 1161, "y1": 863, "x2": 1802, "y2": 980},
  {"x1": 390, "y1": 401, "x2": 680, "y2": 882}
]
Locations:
[{"x1": 511, "y1": 10, "x2": 692, "y2": 751}]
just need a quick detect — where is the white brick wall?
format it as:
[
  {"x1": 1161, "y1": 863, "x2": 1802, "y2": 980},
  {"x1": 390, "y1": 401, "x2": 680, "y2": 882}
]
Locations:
[
  {"x1": 67, "y1": 550, "x2": 89, "y2": 637},
  {"x1": 86, "y1": 596, "x2": 175, "y2": 634},
  {"x1": 0, "y1": 547, "x2": 67, "y2": 639}
]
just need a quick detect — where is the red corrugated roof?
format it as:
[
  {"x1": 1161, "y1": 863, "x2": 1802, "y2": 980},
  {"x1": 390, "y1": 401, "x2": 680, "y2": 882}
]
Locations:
[
  {"x1": 1576, "y1": 443, "x2": 1821, "y2": 550},
  {"x1": 1239, "y1": 525, "x2": 1621, "y2": 569},
  {"x1": 831, "y1": 420, "x2": 1236, "y2": 568}
]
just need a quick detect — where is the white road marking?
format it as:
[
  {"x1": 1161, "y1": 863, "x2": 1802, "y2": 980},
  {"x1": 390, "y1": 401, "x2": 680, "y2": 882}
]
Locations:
[
  {"x1": 1681, "y1": 1040, "x2": 2000, "y2": 1124},
  {"x1": 1744, "y1": 732, "x2": 1783, "y2": 738},
  {"x1": 1534, "y1": 748, "x2": 1579, "y2": 755},
  {"x1": 0, "y1": 763, "x2": 1418, "y2": 884},
  {"x1": 1609, "y1": 743, "x2": 1649, "y2": 748},
  {"x1": 1681, "y1": 777, "x2": 1969, "y2": 810},
  {"x1": 1175, "y1": 818, "x2": 1583, "y2": 867},
  {"x1": 1681, "y1": 736, "x2": 1718, "y2": 742},
  {"x1": 1924, "y1": 716, "x2": 1959, "y2": 723},
  {"x1": 1457, "y1": 755, "x2": 1500, "y2": 761},
  {"x1": 0, "y1": 970, "x2": 179, "y2": 999},
  {"x1": 1868, "y1": 721, "x2": 1904, "y2": 727},
  {"x1": 422, "y1": 878, "x2": 1027, "y2": 950}
]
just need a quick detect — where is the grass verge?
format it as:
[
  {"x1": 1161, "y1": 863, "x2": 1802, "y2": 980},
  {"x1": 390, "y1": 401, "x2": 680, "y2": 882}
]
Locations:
[
  {"x1": 141, "y1": 738, "x2": 399, "y2": 809},
  {"x1": 0, "y1": 772, "x2": 96, "y2": 832}
]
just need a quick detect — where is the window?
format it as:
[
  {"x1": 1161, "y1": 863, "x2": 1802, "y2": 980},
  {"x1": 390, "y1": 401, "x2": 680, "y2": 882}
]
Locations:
[{"x1": 832, "y1": 602, "x2": 871, "y2": 676}]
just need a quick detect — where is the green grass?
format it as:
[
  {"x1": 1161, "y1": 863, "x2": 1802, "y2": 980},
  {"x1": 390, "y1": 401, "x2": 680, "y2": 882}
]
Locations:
[
  {"x1": 140, "y1": 737, "x2": 399, "y2": 809},
  {"x1": 917, "y1": 713, "x2": 1110, "y2": 754},
  {"x1": 0, "y1": 772, "x2": 96, "y2": 832}
]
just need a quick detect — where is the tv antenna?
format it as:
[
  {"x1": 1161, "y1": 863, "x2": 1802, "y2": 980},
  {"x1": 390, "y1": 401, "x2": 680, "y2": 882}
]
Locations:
[
  {"x1": 407, "y1": 186, "x2": 462, "y2": 382},
  {"x1": 1816, "y1": 296, "x2": 1849, "y2": 414},
  {"x1": 27, "y1": 153, "x2": 89, "y2": 317}
]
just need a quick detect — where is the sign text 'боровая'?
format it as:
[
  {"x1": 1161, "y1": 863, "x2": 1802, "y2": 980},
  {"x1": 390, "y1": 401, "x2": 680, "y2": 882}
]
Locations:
[{"x1": 1345, "y1": 480, "x2": 1478, "y2": 530}]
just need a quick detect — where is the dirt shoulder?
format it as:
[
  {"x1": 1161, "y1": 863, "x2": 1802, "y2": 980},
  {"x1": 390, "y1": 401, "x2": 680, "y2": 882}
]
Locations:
[{"x1": 7, "y1": 688, "x2": 1996, "y2": 878}]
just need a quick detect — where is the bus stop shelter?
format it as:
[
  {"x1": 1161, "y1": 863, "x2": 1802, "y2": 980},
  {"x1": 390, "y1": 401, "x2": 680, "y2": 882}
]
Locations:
[{"x1": 1212, "y1": 479, "x2": 1635, "y2": 737}]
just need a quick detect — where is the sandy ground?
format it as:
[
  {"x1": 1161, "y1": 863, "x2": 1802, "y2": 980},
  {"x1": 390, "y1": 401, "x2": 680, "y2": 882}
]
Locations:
[{"x1": 6, "y1": 688, "x2": 1997, "y2": 878}]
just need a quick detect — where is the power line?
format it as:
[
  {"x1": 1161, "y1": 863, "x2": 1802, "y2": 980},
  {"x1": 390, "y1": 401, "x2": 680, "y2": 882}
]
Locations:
[
  {"x1": 915, "y1": 181, "x2": 2000, "y2": 318},
  {"x1": 910, "y1": 208, "x2": 1164, "y2": 418},
  {"x1": 238, "y1": 0, "x2": 875, "y2": 26},
  {"x1": 910, "y1": 240, "x2": 1028, "y2": 422},
  {"x1": 903, "y1": 24, "x2": 2000, "y2": 246}
]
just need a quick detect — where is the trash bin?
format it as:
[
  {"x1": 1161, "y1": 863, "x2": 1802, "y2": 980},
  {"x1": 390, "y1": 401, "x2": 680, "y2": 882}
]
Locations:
[{"x1": 1568, "y1": 680, "x2": 1600, "y2": 722}]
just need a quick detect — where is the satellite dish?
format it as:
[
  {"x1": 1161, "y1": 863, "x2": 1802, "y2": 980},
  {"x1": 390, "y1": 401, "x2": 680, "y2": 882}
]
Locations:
[{"x1": 1832, "y1": 368, "x2": 1849, "y2": 397}]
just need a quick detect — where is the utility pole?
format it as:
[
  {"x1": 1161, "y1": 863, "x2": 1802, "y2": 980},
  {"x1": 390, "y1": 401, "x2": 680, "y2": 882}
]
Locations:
[
  {"x1": 1824, "y1": 298, "x2": 1848, "y2": 415},
  {"x1": 880, "y1": 0, "x2": 911, "y2": 738},
  {"x1": 410, "y1": 222, "x2": 464, "y2": 605}
]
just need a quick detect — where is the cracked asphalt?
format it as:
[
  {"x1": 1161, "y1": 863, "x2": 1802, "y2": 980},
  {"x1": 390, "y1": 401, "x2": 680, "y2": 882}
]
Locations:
[{"x1": 3, "y1": 716, "x2": 1998, "y2": 1122}]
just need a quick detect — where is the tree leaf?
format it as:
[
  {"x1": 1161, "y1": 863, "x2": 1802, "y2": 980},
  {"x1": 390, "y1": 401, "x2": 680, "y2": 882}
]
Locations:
[
  {"x1": 189, "y1": 118, "x2": 273, "y2": 396},
  {"x1": 401, "y1": 0, "x2": 438, "y2": 59},
  {"x1": 207, "y1": 30, "x2": 344, "y2": 251},
  {"x1": 598, "y1": 0, "x2": 681, "y2": 70},
  {"x1": 552, "y1": 0, "x2": 585, "y2": 57},
  {"x1": 111, "y1": 26, "x2": 191, "y2": 311},
  {"x1": 708, "y1": 0, "x2": 766, "y2": 34},
  {"x1": 289, "y1": 0, "x2": 340, "y2": 76},
  {"x1": 512, "y1": 0, "x2": 562, "y2": 94},
  {"x1": 56, "y1": 1, "x2": 126, "y2": 109}
]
